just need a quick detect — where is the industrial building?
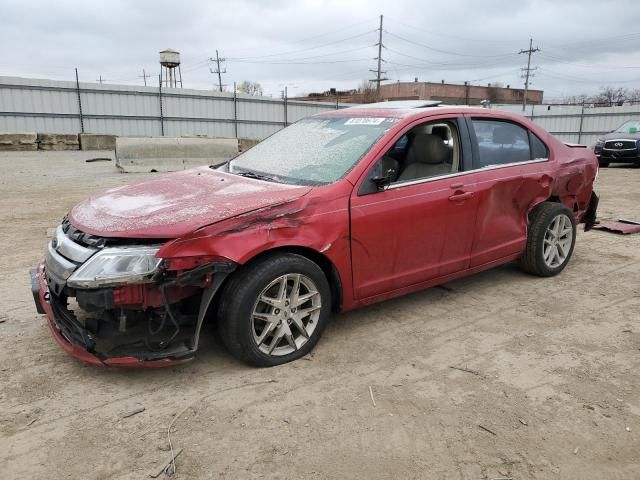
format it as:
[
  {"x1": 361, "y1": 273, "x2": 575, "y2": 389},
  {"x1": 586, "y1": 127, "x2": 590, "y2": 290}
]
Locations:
[{"x1": 294, "y1": 80, "x2": 544, "y2": 106}]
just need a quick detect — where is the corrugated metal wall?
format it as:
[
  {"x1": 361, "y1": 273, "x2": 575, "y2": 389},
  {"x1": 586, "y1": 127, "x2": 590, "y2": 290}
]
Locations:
[
  {"x1": 2, "y1": 76, "x2": 639, "y2": 144},
  {"x1": 494, "y1": 103, "x2": 640, "y2": 146},
  {"x1": 0, "y1": 76, "x2": 347, "y2": 139}
]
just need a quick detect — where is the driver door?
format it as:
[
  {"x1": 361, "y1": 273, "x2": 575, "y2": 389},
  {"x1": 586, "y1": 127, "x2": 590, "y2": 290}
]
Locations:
[{"x1": 350, "y1": 116, "x2": 478, "y2": 300}]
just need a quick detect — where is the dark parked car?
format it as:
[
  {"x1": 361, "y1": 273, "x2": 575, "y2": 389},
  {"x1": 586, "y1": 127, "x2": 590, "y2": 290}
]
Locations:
[
  {"x1": 31, "y1": 101, "x2": 599, "y2": 368},
  {"x1": 594, "y1": 120, "x2": 640, "y2": 167}
]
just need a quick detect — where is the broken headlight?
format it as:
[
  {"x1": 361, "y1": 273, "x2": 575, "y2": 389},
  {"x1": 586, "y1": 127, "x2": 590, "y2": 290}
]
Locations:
[{"x1": 67, "y1": 246, "x2": 162, "y2": 288}]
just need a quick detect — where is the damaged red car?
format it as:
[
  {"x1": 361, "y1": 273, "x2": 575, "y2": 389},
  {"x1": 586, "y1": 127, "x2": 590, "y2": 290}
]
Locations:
[{"x1": 31, "y1": 101, "x2": 599, "y2": 367}]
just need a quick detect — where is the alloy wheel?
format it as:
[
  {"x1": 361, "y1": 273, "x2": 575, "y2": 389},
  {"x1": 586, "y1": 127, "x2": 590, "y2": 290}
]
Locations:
[
  {"x1": 543, "y1": 214, "x2": 573, "y2": 268},
  {"x1": 251, "y1": 274, "x2": 322, "y2": 356}
]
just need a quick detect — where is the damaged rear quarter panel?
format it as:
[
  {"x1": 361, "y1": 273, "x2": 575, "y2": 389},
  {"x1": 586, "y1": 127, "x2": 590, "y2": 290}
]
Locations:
[
  {"x1": 466, "y1": 115, "x2": 598, "y2": 268},
  {"x1": 468, "y1": 162, "x2": 555, "y2": 266},
  {"x1": 520, "y1": 119, "x2": 598, "y2": 220}
]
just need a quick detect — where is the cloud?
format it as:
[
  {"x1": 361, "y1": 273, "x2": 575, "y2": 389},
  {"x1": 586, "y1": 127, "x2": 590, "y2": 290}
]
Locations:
[{"x1": 1, "y1": 0, "x2": 639, "y2": 100}]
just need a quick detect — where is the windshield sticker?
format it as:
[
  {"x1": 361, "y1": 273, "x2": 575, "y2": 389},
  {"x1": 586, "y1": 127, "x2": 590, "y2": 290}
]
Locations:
[{"x1": 344, "y1": 117, "x2": 386, "y2": 126}]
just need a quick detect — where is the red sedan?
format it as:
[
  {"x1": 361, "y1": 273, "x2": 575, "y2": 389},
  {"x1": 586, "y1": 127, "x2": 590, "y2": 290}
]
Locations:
[{"x1": 31, "y1": 101, "x2": 599, "y2": 367}]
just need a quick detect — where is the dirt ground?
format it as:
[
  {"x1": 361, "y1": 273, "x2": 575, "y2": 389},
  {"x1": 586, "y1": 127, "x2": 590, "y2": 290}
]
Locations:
[{"x1": 0, "y1": 151, "x2": 638, "y2": 480}]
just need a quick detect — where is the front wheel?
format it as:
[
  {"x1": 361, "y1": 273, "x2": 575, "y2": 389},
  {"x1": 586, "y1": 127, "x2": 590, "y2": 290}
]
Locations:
[
  {"x1": 519, "y1": 202, "x2": 577, "y2": 277},
  {"x1": 217, "y1": 253, "x2": 331, "y2": 367}
]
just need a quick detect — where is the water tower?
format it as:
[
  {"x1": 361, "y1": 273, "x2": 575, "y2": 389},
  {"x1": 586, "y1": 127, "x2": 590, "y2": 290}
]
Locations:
[{"x1": 160, "y1": 49, "x2": 183, "y2": 88}]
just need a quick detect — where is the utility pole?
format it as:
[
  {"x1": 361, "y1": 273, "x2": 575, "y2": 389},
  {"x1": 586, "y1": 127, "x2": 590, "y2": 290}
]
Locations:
[
  {"x1": 369, "y1": 14, "x2": 388, "y2": 101},
  {"x1": 519, "y1": 38, "x2": 540, "y2": 112},
  {"x1": 139, "y1": 68, "x2": 151, "y2": 86},
  {"x1": 209, "y1": 50, "x2": 226, "y2": 92}
]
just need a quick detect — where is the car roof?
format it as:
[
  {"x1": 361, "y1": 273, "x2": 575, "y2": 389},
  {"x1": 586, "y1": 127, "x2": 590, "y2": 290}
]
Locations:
[
  {"x1": 316, "y1": 103, "x2": 513, "y2": 121},
  {"x1": 352, "y1": 100, "x2": 443, "y2": 109}
]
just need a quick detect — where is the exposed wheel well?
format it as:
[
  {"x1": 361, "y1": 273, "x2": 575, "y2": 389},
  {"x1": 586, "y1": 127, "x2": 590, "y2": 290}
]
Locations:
[
  {"x1": 226, "y1": 247, "x2": 343, "y2": 313},
  {"x1": 547, "y1": 195, "x2": 579, "y2": 212}
]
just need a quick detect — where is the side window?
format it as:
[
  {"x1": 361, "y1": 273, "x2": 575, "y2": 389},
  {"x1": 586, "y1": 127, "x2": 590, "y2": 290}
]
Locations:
[
  {"x1": 471, "y1": 119, "x2": 532, "y2": 167},
  {"x1": 358, "y1": 119, "x2": 463, "y2": 195},
  {"x1": 530, "y1": 132, "x2": 549, "y2": 159}
]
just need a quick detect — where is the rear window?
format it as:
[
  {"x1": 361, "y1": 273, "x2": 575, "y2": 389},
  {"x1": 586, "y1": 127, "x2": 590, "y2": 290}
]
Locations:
[
  {"x1": 471, "y1": 119, "x2": 549, "y2": 167},
  {"x1": 530, "y1": 132, "x2": 549, "y2": 160}
]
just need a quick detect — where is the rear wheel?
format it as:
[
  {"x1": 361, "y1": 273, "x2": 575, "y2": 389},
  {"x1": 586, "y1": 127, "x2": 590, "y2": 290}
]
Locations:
[
  {"x1": 218, "y1": 253, "x2": 331, "y2": 367},
  {"x1": 519, "y1": 202, "x2": 577, "y2": 277}
]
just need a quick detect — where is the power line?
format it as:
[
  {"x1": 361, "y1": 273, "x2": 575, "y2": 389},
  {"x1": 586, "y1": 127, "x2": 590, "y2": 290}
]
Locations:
[
  {"x1": 369, "y1": 14, "x2": 388, "y2": 100},
  {"x1": 228, "y1": 58, "x2": 371, "y2": 65},
  {"x1": 384, "y1": 30, "x2": 519, "y2": 58},
  {"x1": 538, "y1": 52, "x2": 640, "y2": 70},
  {"x1": 209, "y1": 50, "x2": 226, "y2": 92},
  {"x1": 177, "y1": 21, "x2": 377, "y2": 69},
  {"x1": 224, "y1": 18, "x2": 377, "y2": 57},
  {"x1": 543, "y1": 31, "x2": 640, "y2": 50},
  {"x1": 537, "y1": 67, "x2": 640, "y2": 84},
  {"x1": 227, "y1": 45, "x2": 374, "y2": 64},
  {"x1": 383, "y1": 16, "x2": 525, "y2": 45},
  {"x1": 383, "y1": 51, "x2": 519, "y2": 70},
  {"x1": 227, "y1": 30, "x2": 376, "y2": 61},
  {"x1": 519, "y1": 38, "x2": 540, "y2": 111}
]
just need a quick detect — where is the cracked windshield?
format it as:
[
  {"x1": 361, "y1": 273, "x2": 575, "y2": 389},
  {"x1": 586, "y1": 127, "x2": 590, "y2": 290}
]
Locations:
[{"x1": 228, "y1": 116, "x2": 397, "y2": 184}]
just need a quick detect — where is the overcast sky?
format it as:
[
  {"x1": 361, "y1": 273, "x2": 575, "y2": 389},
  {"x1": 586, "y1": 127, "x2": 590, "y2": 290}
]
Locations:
[{"x1": 1, "y1": 0, "x2": 639, "y2": 101}]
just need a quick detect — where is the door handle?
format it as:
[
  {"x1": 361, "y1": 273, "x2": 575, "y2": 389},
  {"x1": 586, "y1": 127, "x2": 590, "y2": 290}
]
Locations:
[{"x1": 448, "y1": 191, "x2": 474, "y2": 202}]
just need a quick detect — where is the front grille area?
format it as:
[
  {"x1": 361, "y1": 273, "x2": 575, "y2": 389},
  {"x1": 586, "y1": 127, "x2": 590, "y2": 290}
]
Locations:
[
  {"x1": 604, "y1": 139, "x2": 637, "y2": 150},
  {"x1": 62, "y1": 218, "x2": 107, "y2": 248},
  {"x1": 45, "y1": 221, "x2": 101, "y2": 294}
]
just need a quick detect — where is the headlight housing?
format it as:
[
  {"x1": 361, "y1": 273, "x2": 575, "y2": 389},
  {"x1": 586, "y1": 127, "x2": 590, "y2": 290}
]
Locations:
[{"x1": 67, "y1": 246, "x2": 162, "y2": 288}]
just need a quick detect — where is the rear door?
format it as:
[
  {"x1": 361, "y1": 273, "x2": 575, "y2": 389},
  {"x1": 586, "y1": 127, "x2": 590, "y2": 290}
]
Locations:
[{"x1": 465, "y1": 116, "x2": 552, "y2": 267}]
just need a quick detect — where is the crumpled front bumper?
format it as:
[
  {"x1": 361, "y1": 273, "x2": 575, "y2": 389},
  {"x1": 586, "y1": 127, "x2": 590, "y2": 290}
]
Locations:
[{"x1": 30, "y1": 263, "x2": 188, "y2": 368}]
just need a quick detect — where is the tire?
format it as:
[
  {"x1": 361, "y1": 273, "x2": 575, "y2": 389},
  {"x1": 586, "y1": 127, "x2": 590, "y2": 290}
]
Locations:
[
  {"x1": 519, "y1": 202, "x2": 577, "y2": 277},
  {"x1": 217, "y1": 253, "x2": 331, "y2": 367}
]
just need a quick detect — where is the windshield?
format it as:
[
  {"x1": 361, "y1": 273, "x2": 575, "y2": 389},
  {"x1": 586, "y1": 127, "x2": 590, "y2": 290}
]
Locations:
[
  {"x1": 615, "y1": 120, "x2": 640, "y2": 133},
  {"x1": 228, "y1": 115, "x2": 397, "y2": 185}
]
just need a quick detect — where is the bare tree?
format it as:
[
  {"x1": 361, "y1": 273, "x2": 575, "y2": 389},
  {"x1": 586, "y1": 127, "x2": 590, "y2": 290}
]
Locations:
[
  {"x1": 237, "y1": 81, "x2": 264, "y2": 97},
  {"x1": 358, "y1": 80, "x2": 377, "y2": 103},
  {"x1": 561, "y1": 93, "x2": 592, "y2": 105},
  {"x1": 594, "y1": 86, "x2": 628, "y2": 106},
  {"x1": 627, "y1": 88, "x2": 640, "y2": 103}
]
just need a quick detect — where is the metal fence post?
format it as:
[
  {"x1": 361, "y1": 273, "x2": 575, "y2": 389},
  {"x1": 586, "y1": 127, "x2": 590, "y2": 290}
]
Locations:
[
  {"x1": 283, "y1": 86, "x2": 288, "y2": 127},
  {"x1": 158, "y1": 74, "x2": 165, "y2": 136},
  {"x1": 233, "y1": 81, "x2": 238, "y2": 138},
  {"x1": 530, "y1": 104, "x2": 535, "y2": 121},
  {"x1": 578, "y1": 101, "x2": 585, "y2": 144},
  {"x1": 74, "y1": 68, "x2": 84, "y2": 133}
]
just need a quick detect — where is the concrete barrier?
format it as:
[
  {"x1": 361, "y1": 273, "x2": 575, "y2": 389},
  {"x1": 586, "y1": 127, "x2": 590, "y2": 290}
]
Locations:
[
  {"x1": 79, "y1": 134, "x2": 116, "y2": 151},
  {"x1": 0, "y1": 133, "x2": 38, "y2": 151},
  {"x1": 115, "y1": 136, "x2": 239, "y2": 173},
  {"x1": 37, "y1": 133, "x2": 79, "y2": 151},
  {"x1": 239, "y1": 137, "x2": 259, "y2": 152}
]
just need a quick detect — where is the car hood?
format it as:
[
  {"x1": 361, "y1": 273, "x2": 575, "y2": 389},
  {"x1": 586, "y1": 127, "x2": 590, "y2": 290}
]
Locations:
[
  {"x1": 602, "y1": 131, "x2": 640, "y2": 141},
  {"x1": 68, "y1": 167, "x2": 311, "y2": 238}
]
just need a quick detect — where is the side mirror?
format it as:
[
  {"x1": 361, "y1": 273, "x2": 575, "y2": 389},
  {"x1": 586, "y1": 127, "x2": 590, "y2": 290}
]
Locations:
[{"x1": 371, "y1": 169, "x2": 393, "y2": 191}]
